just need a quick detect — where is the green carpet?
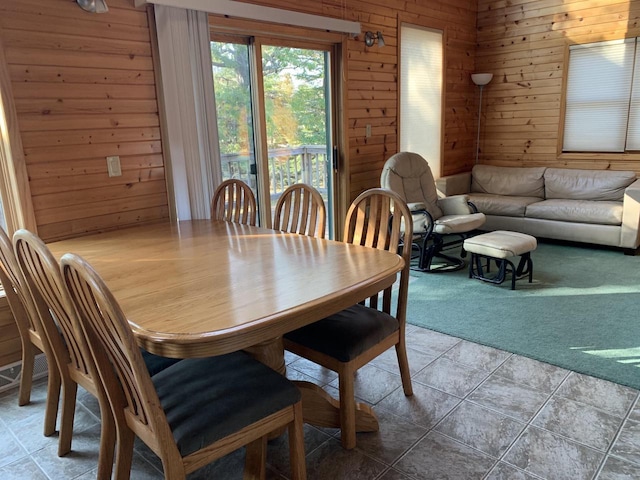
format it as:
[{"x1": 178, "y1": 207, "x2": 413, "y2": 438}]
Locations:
[{"x1": 406, "y1": 241, "x2": 640, "y2": 390}]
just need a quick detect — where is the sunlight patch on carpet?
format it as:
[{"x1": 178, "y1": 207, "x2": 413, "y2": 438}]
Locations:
[{"x1": 580, "y1": 346, "x2": 640, "y2": 364}]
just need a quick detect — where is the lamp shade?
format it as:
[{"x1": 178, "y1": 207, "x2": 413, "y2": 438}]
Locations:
[{"x1": 471, "y1": 73, "x2": 493, "y2": 86}]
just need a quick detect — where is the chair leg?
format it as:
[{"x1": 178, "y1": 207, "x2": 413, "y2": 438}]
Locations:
[
  {"x1": 96, "y1": 400, "x2": 116, "y2": 480},
  {"x1": 18, "y1": 346, "x2": 35, "y2": 406},
  {"x1": 43, "y1": 361, "x2": 61, "y2": 437},
  {"x1": 244, "y1": 436, "x2": 267, "y2": 480},
  {"x1": 395, "y1": 342, "x2": 413, "y2": 396},
  {"x1": 338, "y1": 366, "x2": 357, "y2": 450},
  {"x1": 58, "y1": 379, "x2": 78, "y2": 456},
  {"x1": 419, "y1": 235, "x2": 465, "y2": 272},
  {"x1": 113, "y1": 426, "x2": 135, "y2": 480},
  {"x1": 419, "y1": 238, "x2": 438, "y2": 271},
  {"x1": 288, "y1": 402, "x2": 307, "y2": 480}
]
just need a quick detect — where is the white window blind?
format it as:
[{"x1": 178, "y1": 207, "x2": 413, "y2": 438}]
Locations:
[
  {"x1": 563, "y1": 38, "x2": 636, "y2": 153},
  {"x1": 400, "y1": 24, "x2": 443, "y2": 178},
  {"x1": 626, "y1": 39, "x2": 640, "y2": 151}
]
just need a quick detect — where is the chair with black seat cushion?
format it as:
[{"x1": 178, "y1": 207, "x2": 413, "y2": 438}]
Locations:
[
  {"x1": 381, "y1": 151, "x2": 486, "y2": 272},
  {"x1": 283, "y1": 188, "x2": 413, "y2": 450},
  {"x1": 274, "y1": 183, "x2": 326, "y2": 238},
  {"x1": 14, "y1": 230, "x2": 179, "y2": 477},
  {"x1": 0, "y1": 227, "x2": 59, "y2": 437},
  {"x1": 61, "y1": 252, "x2": 307, "y2": 480},
  {"x1": 211, "y1": 179, "x2": 257, "y2": 225}
]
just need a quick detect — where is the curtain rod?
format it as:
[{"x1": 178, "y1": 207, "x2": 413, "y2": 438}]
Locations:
[{"x1": 134, "y1": 0, "x2": 361, "y2": 35}]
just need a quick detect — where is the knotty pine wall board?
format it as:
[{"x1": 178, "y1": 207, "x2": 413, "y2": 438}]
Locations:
[
  {"x1": 0, "y1": 0, "x2": 168, "y2": 242},
  {"x1": 476, "y1": 0, "x2": 640, "y2": 170},
  {"x1": 0, "y1": 300, "x2": 19, "y2": 367}
]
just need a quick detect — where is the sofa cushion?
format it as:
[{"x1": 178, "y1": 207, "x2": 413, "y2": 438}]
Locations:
[
  {"x1": 471, "y1": 165, "x2": 546, "y2": 197},
  {"x1": 544, "y1": 168, "x2": 636, "y2": 201},
  {"x1": 468, "y1": 193, "x2": 542, "y2": 217},
  {"x1": 525, "y1": 199, "x2": 623, "y2": 225}
]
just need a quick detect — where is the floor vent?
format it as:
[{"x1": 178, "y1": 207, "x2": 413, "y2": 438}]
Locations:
[{"x1": 0, "y1": 354, "x2": 48, "y2": 395}]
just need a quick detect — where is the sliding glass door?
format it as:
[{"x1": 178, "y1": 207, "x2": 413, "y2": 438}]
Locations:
[{"x1": 211, "y1": 36, "x2": 336, "y2": 236}]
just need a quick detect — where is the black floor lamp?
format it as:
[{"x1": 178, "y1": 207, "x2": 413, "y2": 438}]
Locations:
[{"x1": 471, "y1": 73, "x2": 493, "y2": 164}]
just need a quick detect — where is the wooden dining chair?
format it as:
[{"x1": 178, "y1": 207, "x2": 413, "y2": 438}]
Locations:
[
  {"x1": 13, "y1": 230, "x2": 179, "y2": 477},
  {"x1": 274, "y1": 183, "x2": 326, "y2": 238},
  {"x1": 0, "y1": 228, "x2": 60, "y2": 437},
  {"x1": 283, "y1": 188, "x2": 414, "y2": 449},
  {"x1": 61, "y1": 252, "x2": 307, "y2": 480},
  {"x1": 211, "y1": 179, "x2": 257, "y2": 225}
]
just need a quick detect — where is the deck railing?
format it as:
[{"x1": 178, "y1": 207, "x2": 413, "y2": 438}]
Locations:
[{"x1": 221, "y1": 145, "x2": 328, "y2": 195}]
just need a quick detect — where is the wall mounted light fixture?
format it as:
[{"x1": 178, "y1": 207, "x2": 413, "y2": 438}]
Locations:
[
  {"x1": 471, "y1": 73, "x2": 493, "y2": 164},
  {"x1": 76, "y1": 0, "x2": 109, "y2": 13},
  {"x1": 364, "y1": 31, "x2": 385, "y2": 47}
]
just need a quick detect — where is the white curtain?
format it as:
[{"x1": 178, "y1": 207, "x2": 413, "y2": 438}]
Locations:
[{"x1": 155, "y1": 5, "x2": 222, "y2": 220}]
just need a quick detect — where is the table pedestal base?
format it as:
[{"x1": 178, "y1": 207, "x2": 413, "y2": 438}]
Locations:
[{"x1": 294, "y1": 381, "x2": 379, "y2": 432}]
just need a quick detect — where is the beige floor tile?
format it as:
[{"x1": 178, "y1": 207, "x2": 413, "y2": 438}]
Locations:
[
  {"x1": 442, "y1": 340, "x2": 511, "y2": 371},
  {"x1": 504, "y1": 426, "x2": 604, "y2": 480},
  {"x1": 533, "y1": 396, "x2": 623, "y2": 451},
  {"x1": 435, "y1": 401, "x2": 525, "y2": 457},
  {"x1": 413, "y1": 357, "x2": 490, "y2": 397},
  {"x1": 597, "y1": 455, "x2": 640, "y2": 479},
  {"x1": 556, "y1": 373, "x2": 638, "y2": 418},
  {"x1": 493, "y1": 354, "x2": 570, "y2": 393},
  {"x1": 395, "y1": 431, "x2": 495, "y2": 479}
]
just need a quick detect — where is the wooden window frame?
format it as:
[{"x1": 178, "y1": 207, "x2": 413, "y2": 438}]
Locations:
[
  {"x1": 558, "y1": 37, "x2": 640, "y2": 163},
  {"x1": 0, "y1": 35, "x2": 37, "y2": 235}
]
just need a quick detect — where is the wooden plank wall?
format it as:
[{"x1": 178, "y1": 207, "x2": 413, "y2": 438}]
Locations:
[
  {"x1": 0, "y1": 298, "x2": 20, "y2": 366},
  {"x1": 219, "y1": 0, "x2": 479, "y2": 200},
  {"x1": 477, "y1": 0, "x2": 640, "y2": 172},
  {"x1": 0, "y1": 0, "x2": 477, "y2": 237},
  {"x1": 0, "y1": 0, "x2": 169, "y2": 242}
]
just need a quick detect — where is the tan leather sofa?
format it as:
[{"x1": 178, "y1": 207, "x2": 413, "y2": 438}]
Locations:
[{"x1": 436, "y1": 165, "x2": 640, "y2": 251}]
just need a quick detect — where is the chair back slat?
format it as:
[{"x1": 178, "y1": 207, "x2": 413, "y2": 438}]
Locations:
[
  {"x1": 274, "y1": 184, "x2": 326, "y2": 238},
  {"x1": 211, "y1": 179, "x2": 257, "y2": 226},
  {"x1": 344, "y1": 188, "x2": 412, "y2": 319},
  {"x1": 0, "y1": 228, "x2": 43, "y2": 341},
  {"x1": 61, "y1": 253, "x2": 173, "y2": 450},
  {"x1": 14, "y1": 231, "x2": 92, "y2": 376}
]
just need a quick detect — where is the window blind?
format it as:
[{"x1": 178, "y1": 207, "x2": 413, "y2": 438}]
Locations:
[
  {"x1": 563, "y1": 39, "x2": 635, "y2": 152},
  {"x1": 400, "y1": 24, "x2": 443, "y2": 178}
]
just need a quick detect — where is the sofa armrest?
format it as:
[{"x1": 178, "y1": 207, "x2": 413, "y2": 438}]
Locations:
[
  {"x1": 438, "y1": 195, "x2": 472, "y2": 215},
  {"x1": 621, "y1": 178, "x2": 640, "y2": 249},
  {"x1": 436, "y1": 172, "x2": 471, "y2": 197}
]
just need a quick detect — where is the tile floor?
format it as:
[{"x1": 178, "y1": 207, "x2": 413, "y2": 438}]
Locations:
[{"x1": 1, "y1": 324, "x2": 640, "y2": 479}]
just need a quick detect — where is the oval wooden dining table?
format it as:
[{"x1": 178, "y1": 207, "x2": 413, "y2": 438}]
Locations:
[{"x1": 48, "y1": 220, "x2": 405, "y2": 434}]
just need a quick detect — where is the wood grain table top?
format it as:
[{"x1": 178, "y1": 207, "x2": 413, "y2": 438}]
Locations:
[{"x1": 48, "y1": 220, "x2": 404, "y2": 358}]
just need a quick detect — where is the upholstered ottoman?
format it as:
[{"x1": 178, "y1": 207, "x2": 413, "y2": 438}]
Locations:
[{"x1": 463, "y1": 231, "x2": 537, "y2": 290}]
